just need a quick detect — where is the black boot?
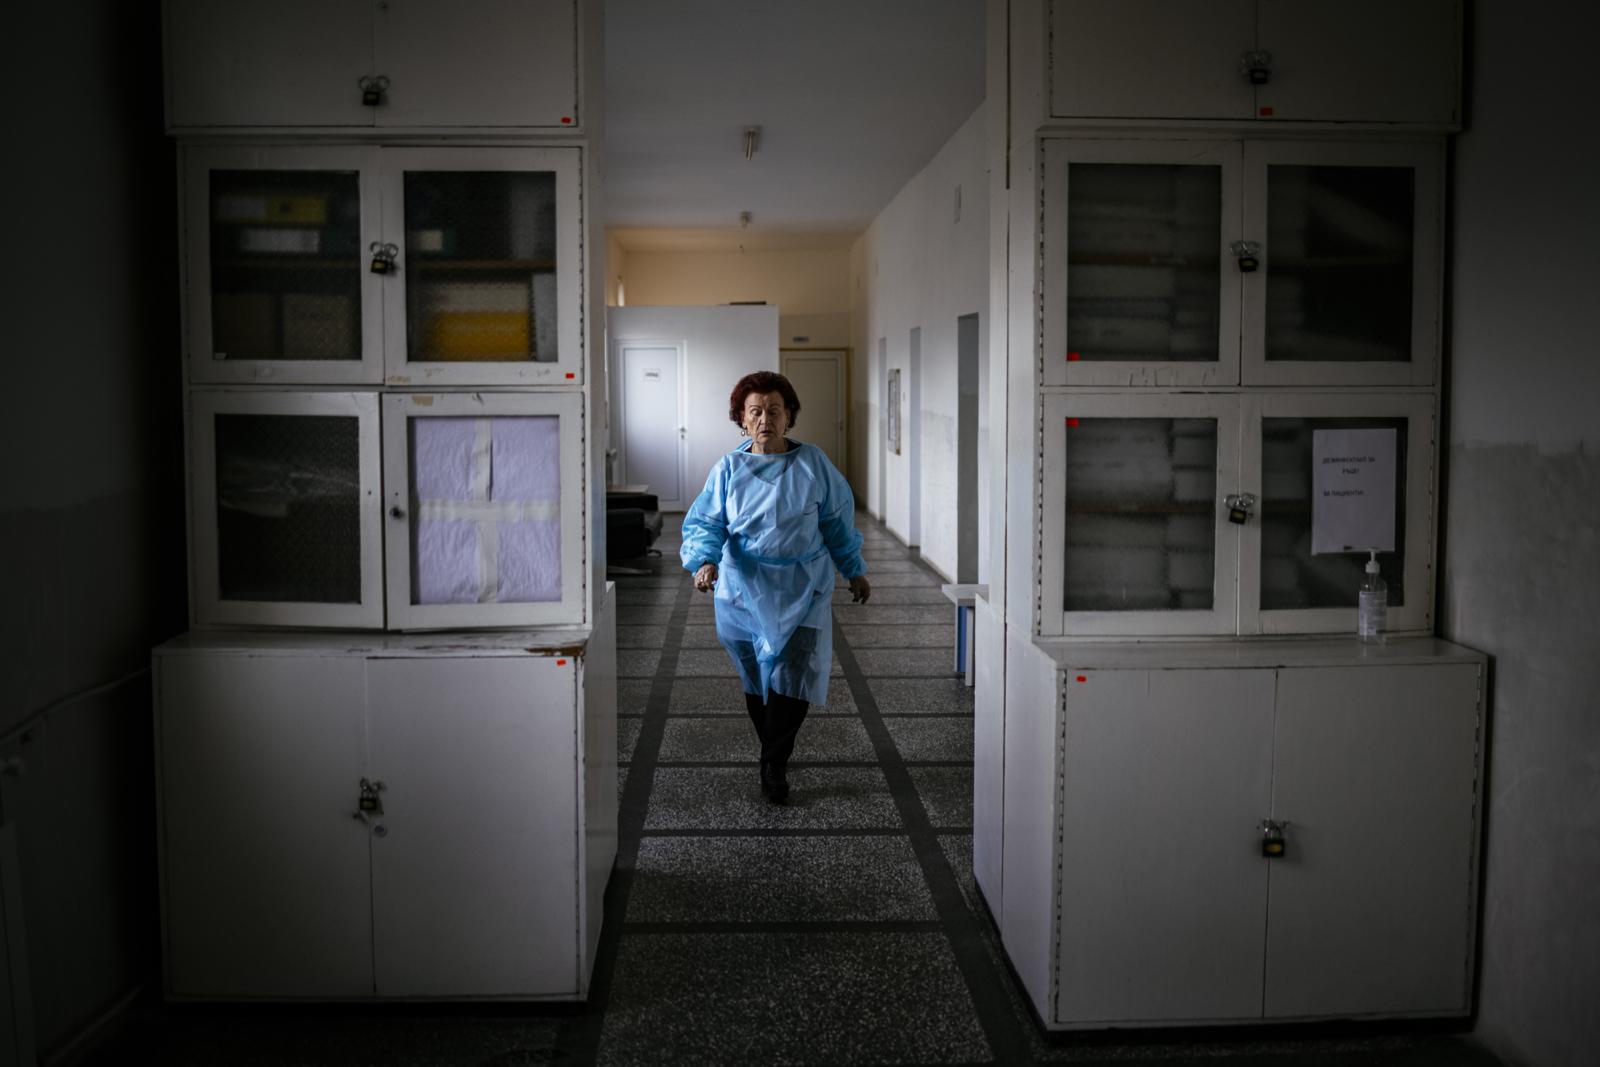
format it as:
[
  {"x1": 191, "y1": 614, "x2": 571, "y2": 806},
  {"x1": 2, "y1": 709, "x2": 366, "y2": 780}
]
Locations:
[
  {"x1": 759, "y1": 759, "x2": 788, "y2": 803},
  {"x1": 761, "y1": 692, "x2": 809, "y2": 804}
]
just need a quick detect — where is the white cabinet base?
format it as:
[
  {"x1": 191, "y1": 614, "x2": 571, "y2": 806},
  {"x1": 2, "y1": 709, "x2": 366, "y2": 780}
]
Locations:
[
  {"x1": 983, "y1": 626, "x2": 1485, "y2": 1029},
  {"x1": 154, "y1": 586, "x2": 616, "y2": 1001}
]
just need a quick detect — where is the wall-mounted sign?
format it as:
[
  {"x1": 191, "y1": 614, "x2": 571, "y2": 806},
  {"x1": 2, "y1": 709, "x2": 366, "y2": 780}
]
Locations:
[
  {"x1": 642, "y1": 368, "x2": 661, "y2": 382},
  {"x1": 1312, "y1": 428, "x2": 1397, "y2": 554}
]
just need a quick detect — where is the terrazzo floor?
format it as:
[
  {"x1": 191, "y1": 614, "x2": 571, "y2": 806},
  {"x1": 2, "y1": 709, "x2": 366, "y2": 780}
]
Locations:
[{"x1": 82, "y1": 516, "x2": 1502, "y2": 1066}]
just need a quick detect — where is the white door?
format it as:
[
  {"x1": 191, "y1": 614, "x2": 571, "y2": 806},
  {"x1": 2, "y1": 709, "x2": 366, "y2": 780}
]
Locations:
[
  {"x1": 367, "y1": 656, "x2": 579, "y2": 996},
  {"x1": 1265, "y1": 663, "x2": 1482, "y2": 1018},
  {"x1": 1057, "y1": 667, "x2": 1275, "y2": 1023},
  {"x1": 1050, "y1": 0, "x2": 1256, "y2": 121},
  {"x1": 165, "y1": 0, "x2": 374, "y2": 128},
  {"x1": 781, "y1": 349, "x2": 846, "y2": 474},
  {"x1": 375, "y1": 0, "x2": 578, "y2": 129},
  {"x1": 382, "y1": 392, "x2": 586, "y2": 630},
  {"x1": 617, "y1": 342, "x2": 687, "y2": 507},
  {"x1": 158, "y1": 652, "x2": 373, "y2": 997}
]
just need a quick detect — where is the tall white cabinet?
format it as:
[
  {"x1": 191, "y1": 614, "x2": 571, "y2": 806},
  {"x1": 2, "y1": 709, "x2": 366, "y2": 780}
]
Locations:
[
  {"x1": 979, "y1": 0, "x2": 1483, "y2": 1030},
  {"x1": 155, "y1": 0, "x2": 614, "y2": 1001}
]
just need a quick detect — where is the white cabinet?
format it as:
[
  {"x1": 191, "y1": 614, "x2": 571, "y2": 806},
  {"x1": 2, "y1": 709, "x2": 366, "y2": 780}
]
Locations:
[
  {"x1": 1047, "y1": 0, "x2": 1460, "y2": 126},
  {"x1": 1040, "y1": 392, "x2": 1435, "y2": 637},
  {"x1": 1042, "y1": 138, "x2": 1443, "y2": 389},
  {"x1": 157, "y1": 652, "x2": 373, "y2": 997},
  {"x1": 165, "y1": 0, "x2": 580, "y2": 131},
  {"x1": 189, "y1": 389, "x2": 586, "y2": 630},
  {"x1": 183, "y1": 144, "x2": 584, "y2": 387},
  {"x1": 154, "y1": 621, "x2": 616, "y2": 1000},
  {"x1": 994, "y1": 637, "x2": 1484, "y2": 1028}
]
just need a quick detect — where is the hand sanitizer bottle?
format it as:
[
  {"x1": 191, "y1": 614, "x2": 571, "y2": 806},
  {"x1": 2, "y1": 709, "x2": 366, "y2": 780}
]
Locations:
[{"x1": 1358, "y1": 550, "x2": 1387, "y2": 643}]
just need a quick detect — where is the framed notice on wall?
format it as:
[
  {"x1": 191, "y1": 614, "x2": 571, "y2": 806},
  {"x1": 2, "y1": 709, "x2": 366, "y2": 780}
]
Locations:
[{"x1": 887, "y1": 367, "x2": 902, "y2": 456}]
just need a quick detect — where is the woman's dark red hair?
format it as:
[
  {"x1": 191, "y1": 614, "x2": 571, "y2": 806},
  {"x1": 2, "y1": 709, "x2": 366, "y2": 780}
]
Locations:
[{"x1": 728, "y1": 371, "x2": 801, "y2": 428}]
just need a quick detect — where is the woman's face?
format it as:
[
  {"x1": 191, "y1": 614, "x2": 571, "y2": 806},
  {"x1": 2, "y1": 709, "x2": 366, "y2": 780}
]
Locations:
[{"x1": 741, "y1": 389, "x2": 792, "y2": 449}]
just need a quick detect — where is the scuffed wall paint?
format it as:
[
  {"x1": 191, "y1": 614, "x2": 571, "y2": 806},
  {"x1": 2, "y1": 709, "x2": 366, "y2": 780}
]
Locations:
[{"x1": 1440, "y1": 445, "x2": 1600, "y2": 1067}]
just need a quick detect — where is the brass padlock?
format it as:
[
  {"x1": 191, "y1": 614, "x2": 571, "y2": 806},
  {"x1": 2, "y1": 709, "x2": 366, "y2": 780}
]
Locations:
[
  {"x1": 1240, "y1": 50, "x2": 1272, "y2": 86},
  {"x1": 1225, "y1": 493, "x2": 1255, "y2": 525},
  {"x1": 1260, "y1": 818, "x2": 1289, "y2": 859},
  {"x1": 369, "y1": 241, "x2": 398, "y2": 275},
  {"x1": 358, "y1": 777, "x2": 385, "y2": 816},
  {"x1": 359, "y1": 74, "x2": 389, "y2": 107}
]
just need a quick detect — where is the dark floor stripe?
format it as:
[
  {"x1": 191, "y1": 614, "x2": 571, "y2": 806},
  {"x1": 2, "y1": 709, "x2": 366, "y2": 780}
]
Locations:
[
  {"x1": 621, "y1": 920, "x2": 946, "y2": 935},
  {"x1": 833, "y1": 613, "x2": 1031, "y2": 1064},
  {"x1": 553, "y1": 565, "x2": 692, "y2": 1064}
]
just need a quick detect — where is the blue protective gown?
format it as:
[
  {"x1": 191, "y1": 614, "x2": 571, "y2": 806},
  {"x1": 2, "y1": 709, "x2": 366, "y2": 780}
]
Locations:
[{"x1": 680, "y1": 439, "x2": 866, "y2": 706}]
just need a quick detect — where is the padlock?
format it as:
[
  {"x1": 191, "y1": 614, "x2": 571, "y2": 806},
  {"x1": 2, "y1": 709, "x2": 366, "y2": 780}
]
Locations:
[
  {"x1": 1260, "y1": 818, "x2": 1289, "y2": 858},
  {"x1": 1229, "y1": 240, "x2": 1262, "y2": 273},
  {"x1": 359, "y1": 75, "x2": 389, "y2": 107},
  {"x1": 369, "y1": 241, "x2": 398, "y2": 275},
  {"x1": 1240, "y1": 50, "x2": 1272, "y2": 86},
  {"x1": 1225, "y1": 493, "x2": 1255, "y2": 525},
  {"x1": 358, "y1": 777, "x2": 385, "y2": 816}
]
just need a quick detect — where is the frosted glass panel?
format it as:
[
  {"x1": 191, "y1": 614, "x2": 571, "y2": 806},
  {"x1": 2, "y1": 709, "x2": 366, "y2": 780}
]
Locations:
[
  {"x1": 403, "y1": 170, "x2": 558, "y2": 363},
  {"x1": 1067, "y1": 163, "x2": 1222, "y2": 363},
  {"x1": 408, "y1": 416, "x2": 562, "y2": 605},
  {"x1": 1064, "y1": 418, "x2": 1217, "y2": 611},
  {"x1": 214, "y1": 414, "x2": 362, "y2": 603},
  {"x1": 1265, "y1": 166, "x2": 1414, "y2": 362},
  {"x1": 1260, "y1": 417, "x2": 1407, "y2": 609},
  {"x1": 209, "y1": 170, "x2": 363, "y2": 362}
]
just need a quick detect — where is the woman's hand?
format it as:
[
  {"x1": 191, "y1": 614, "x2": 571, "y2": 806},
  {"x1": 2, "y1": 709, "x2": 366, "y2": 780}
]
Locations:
[
  {"x1": 847, "y1": 575, "x2": 871, "y2": 604},
  {"x1": 694, "y1": 563, "x2": 718, "y2": 593}
]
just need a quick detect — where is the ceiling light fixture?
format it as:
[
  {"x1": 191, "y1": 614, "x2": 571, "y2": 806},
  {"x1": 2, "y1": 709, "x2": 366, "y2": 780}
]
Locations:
[{"x1": 743, "y1": 125, "x2": 760, "y2": 161}]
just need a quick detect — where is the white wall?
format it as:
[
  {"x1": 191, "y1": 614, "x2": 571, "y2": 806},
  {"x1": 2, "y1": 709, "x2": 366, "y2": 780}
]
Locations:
[
  {"x1": 606, "y1": 306, "x2": 779, "y2": 510},
  {"x1": 850, "y1": 104, "x2": 988, "y2": 580},
  {"x1": 1443, "y1": 4, "x2": 1600, "y2": 1066},
  {"x1": 619, "y1": 247, "x2": 851, "y2": 348}
]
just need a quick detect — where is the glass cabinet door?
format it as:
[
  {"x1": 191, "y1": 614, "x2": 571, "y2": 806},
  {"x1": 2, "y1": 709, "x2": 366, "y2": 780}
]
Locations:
[
  {"x1": 1040, "y1": 395, "x2": 1241, "y2": 636},
  {"x1": 1042, "y1": 140, "x2": 1241, "y2": 388},
  {"x1": 1241, "y1": 141, "x2": 1442, "y2": 386},
  {"x1": 185, "y1": 147, "x2": 384, "y2": 384},
  {"x1": 382, "y1": 393, "x2": 585, "y2": 629},
  {"x1": 190, "y1": 391, "x2": 383, "y2": 628},
  {"x1": 1237, "y1": 394, "x2": 1436, "y2": 635},
  {"x1": 379, "y1": 148, "x2": 582, "y2": 386}
]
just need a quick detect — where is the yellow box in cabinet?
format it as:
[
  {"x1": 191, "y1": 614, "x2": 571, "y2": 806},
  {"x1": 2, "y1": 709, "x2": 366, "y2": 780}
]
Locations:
[
  {"x1": 215, "y1": 193, "x2": 328, "y2": 225},
  {"x1": 425, "y1": 312, "x2": 532, "y2": 361}
]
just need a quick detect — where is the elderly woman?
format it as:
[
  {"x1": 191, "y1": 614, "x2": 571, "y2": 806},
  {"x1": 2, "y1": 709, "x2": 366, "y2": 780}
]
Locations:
[{"x1": 681, "y1": 371, "x2": 870, "y2": 803}]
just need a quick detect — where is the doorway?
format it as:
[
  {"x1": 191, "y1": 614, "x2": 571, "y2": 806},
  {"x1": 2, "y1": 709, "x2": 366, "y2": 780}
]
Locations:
[
  {"x1": 780, "y1": 348, "x2": 847, "y2": 476},
  {"x1": 908, "y1": 326, "x2": 922, "y2": 548},
  {"x1": 613, "y1": 340, "x2": 686, "y2": 509},
  {"x1": 957, "y1": 313, "x2": 981, "y2": 582}
]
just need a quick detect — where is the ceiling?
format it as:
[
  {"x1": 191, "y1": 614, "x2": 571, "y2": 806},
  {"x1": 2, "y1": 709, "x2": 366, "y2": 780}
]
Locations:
[{"x1": 604, "y1": 1, "x2": 987, "y2": 252}]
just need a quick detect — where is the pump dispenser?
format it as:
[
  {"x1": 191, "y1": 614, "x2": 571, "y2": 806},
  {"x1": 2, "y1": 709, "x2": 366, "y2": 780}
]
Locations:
[{"x1": 1358, "y1": 550, "x2": 1387, "y2": 643}]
